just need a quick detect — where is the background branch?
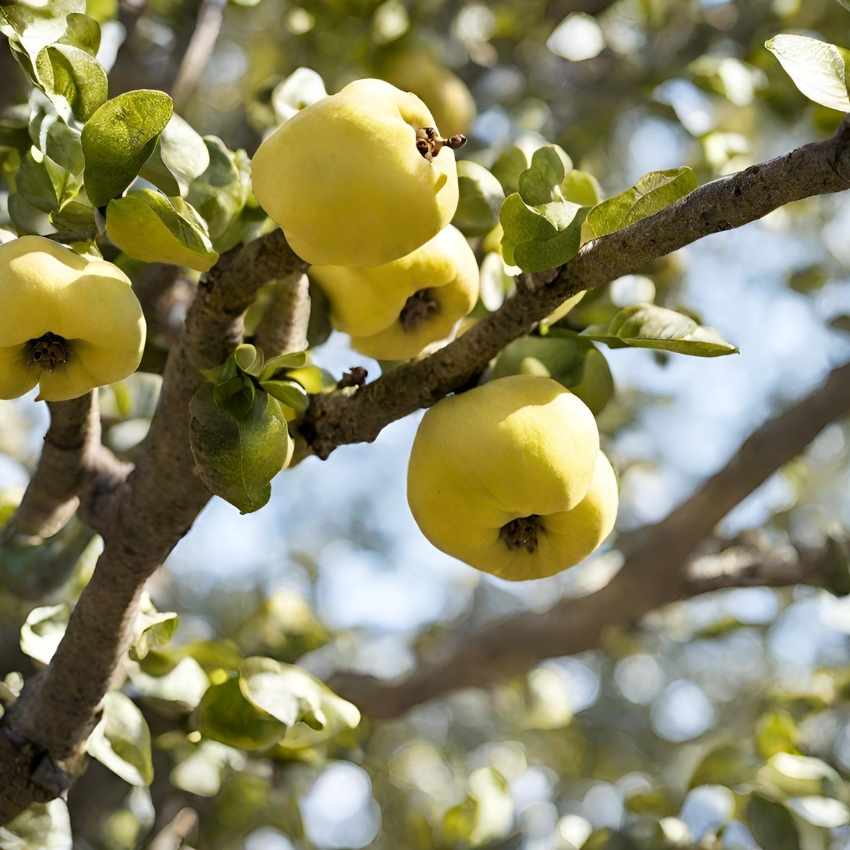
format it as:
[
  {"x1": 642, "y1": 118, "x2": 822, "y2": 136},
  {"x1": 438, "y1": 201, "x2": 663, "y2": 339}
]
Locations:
[
  {"x1": 170, "y1": 0, "x2": 228, "y2": 110},
  {"x1": 331, "y1": 359, "x2": 850, "y2": 717}
]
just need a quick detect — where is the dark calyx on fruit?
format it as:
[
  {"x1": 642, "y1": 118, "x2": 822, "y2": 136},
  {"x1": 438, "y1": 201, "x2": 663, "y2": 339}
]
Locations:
[
  {"x1": 399, "y1": 288, "x2": 440, "y2": 331},
  {"x1": 500, "y1": 515, "x2": 543, "y2": 553},
  {"x1": 25, "y1": 332, "x2": 71, "y2": 371}
]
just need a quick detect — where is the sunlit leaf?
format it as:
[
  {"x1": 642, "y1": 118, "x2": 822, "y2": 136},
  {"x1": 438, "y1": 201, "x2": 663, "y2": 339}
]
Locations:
[
  {"x1": 766, "y1": 34, "x2": 850, "y2": 112},
  {"x1": 20, "y1": 603, "x2": 68, "y2": 665},
  {"x1": 86, "y1": 692, "x2": 154, "y2": 786}
]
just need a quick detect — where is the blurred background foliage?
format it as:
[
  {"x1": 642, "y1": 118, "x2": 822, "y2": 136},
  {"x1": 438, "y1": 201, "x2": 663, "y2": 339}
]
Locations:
[{"x1": 5, "y1": 0, "x2": 850, "y2": 848}]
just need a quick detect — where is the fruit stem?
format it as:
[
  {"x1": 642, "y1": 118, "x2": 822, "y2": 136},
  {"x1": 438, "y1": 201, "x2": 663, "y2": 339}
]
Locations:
[
  {"x1": 399, "y1": 289, "x2": 440, "y2": 331},
  {"x1": 415, "y1": 127, "x2": 467, "y2": 161},
  {"x1": 500, "y1": 515, "x2": 543, "y2": 553},
  {"x1": 25, "y1": 332, "x2": 71, "y2": 371}
]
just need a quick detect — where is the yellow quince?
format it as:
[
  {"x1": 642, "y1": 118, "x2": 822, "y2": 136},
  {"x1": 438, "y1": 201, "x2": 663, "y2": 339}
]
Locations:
[
  {"x1": 251, "y1": 78, "x2": 461, "y2": 267},
  {"x1": 407, "y1": 375, "x2": 618, "y2": 581},
  {"x1": 311, "y1": 224, "x2": 479, "y2": 360},
  {"x1": 0, "y1": 236, "x2": 146, "y2": 402}
]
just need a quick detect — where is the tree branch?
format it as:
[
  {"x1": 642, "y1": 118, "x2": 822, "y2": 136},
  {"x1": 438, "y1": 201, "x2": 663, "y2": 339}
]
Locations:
[
  {"x1": 3, "y1": 117, "x2": 850, "y2": 819},
  {"x1": 253, "y1": 272, "x2": 311, "y2": 357},
  {"x1": 300, "y1": 117, "x2": 850, "y2": 458},
  {"x1": 170, "y1": 0, "x2": 228, "y2": 110},
  {"x1": 1, "y1": 393, "x2": 127, "y2": 544},
  {"x1": 0, "y1": 233, "x2": 307, "y2": 824},
  {"x1": 331, "y1": 359, "x2": 850, "y2": 718}
]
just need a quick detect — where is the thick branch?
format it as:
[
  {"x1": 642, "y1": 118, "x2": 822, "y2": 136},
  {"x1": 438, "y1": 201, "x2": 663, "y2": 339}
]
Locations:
[
  {"x1": 253, "y1": 273, "x2": 311, "y2": 357},
  {"x1": 0, "y1": 233, "x2": 307, "y2": 824},
  {"x1": 331, "y1": 360, "x2": 850, "y2": 717},
  {"x1": 301, "y1": 117, "x2": 850, "y2": 458},
  {"x1": 2, "y1": 393, "x2": 127, "y2": 544}
]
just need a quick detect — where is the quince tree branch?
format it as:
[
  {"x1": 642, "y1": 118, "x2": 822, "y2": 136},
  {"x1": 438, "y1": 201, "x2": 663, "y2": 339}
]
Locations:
[
  {"x1": 300, "y1": 116, "x2": 850, "y2": 457},
  {"x1": 1, "y1": 394, "x2": 128, "y2": 545},
  {"x1": 3, "y1": 117, "x2": 850, "y2": 820},
  {"x1": 254, "y1": 272, "x2": 312, "y2": 357},
  {"x1": 329, "y1": 359, "x2": 850, "y2": 718}
]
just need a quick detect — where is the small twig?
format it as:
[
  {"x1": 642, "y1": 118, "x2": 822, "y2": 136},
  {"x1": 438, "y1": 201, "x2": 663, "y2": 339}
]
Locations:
[
  {"x1": 147, "y1": 807, "x2": 199, "y2": 850},
  {"x1": 170, "y1": 0, "x2": 228, "y2": 110}
]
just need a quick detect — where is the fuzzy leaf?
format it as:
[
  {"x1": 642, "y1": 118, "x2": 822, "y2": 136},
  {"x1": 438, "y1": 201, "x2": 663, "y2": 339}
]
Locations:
[
  {"x1": 81, "y1": 90, "x2": 173, "y2": 207},
  {"x1": 766, "y1": 34, "x2": 850, "y2": 112},
  {"x1": 583, "y1": 304, "x2": 738, "y2": 357},
  {"x1": 584, "y1": 167, "x2": 697, "y2": 240},
  {"x1": 86, "y1": 692, "x2": 154, "y2": 786}
]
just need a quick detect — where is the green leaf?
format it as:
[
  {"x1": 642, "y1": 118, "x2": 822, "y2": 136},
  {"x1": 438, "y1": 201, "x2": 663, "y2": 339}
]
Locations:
[
  {"x1": 500, "y1": 192, "x2": 586, "y2": 273},
  {"x1": 194, "y1": 675, "x2": 289, "y2": 751},
  {"x1": 479, "y1": 251, "x2": 516, "y2": 311},
  {"x1": 0, "y1": 800, "x2": 72, "y2": 850},
  {"x1": 259, "y1": 380, "x2": 309, "y2": 414},
  {"x1": 747, "y1": 794, "x2": 801, "y2": 850},
  {"x1": 186, "y1": 136, "x2": 251, "y2": 250},
  {"x1": 0, "y1": 0, "x2": 84, "y2": 60},
  {"x1": 106, "y1": 189, "x2": 219, "y2": 271},
  {"x1": 130, "y1": 656, "x2": 209, "y2": 711},
  {"x1": 584, "y1": 167, "x2": 697, "y2": 240},
  {"x1": 689, "y1": 743, "x2": 755, "y2": 789},
  {"x1": 140, "y1": 113, "x2": 210, "y2": 197},
  {"x1": 60, "y1": 12, "x2": 101, "y2": 54},
  {"x1": 562, "y1": 169, "x2": 603, "y2": 206},
  {"x1": 81, "y1": 90, "x2": 173, "y2": 207},
  {"x1": 271, "y1": 66, "x2": 328, "y2": 122},
  {"x1": 20, "y1": 603, "x2": 69, "y2": 665},
  {"x1": 34, "y1": 42, "x2": 108, "y2": 120},
  {"x1": 16, "y1": 148, "x2": 81, "y2": 213},
  {"x1": 189, "y1": 384, "x2": 293, "y2": 514},
  {"x1": 240, "y1": 658, "x2": 360, "y2": 753},
  {"x1": 788, "y1": 797, "x2": 850, "y2": 828},
  {"x1": 583, "y1": 304, "x2": 738, "y2": 357},
  {"x1": 86, "y1": 692, "x2": 154, "y2": 786},
  {"x1": 490, "y1": 141, "x2": 537, "y2": 194},
  {"x1": 756, "y1": 710, "x2": 799, "y2": 759},
  {"x1": 130, "y1": 608, "x2": 179, "y2": 662},
  {"x1": 517, "y1": 144, "x2": 572, "y2": 206},
  {"x1": 259, "y1": 350, "x2": 310, "y2": 380},
  {"x1": 766, "y1": 34, "x2": 850, "y2": 112},
  {"x1": 757, "y1": 753, "x2": 842, "y2": 798},
  {"x1": 453, "y1": 160, "x2": 505, "y2": 236}
]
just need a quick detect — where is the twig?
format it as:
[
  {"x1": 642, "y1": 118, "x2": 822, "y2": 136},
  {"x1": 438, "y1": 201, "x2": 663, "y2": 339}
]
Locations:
[{"x1": 170, "y1": 0, "x2": 228, "y2": 111}]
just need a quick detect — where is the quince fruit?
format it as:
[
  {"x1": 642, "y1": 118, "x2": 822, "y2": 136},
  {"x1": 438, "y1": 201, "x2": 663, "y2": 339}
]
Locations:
[
  {"x1": 407, "y1": 375, "x2": 617, "y2": 581},
  {"x1": 0, "y1": 236, "x2": 146, "y2": 402},
  {"x1": 384, "y1": 49, "x2": 476, "y2": 137},
  {"x1": 311, "y1": 224, "x2": 479, "y2": 360},
  {"x1": 252, "y1": 78, "x2": 462, "y2": 267}
]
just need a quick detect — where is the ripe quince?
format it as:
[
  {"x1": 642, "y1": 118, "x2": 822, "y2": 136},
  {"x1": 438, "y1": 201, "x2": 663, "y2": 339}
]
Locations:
[
  {"x1": 383, "y1": 49, "x2": 476, "y2": 137},
  {"x1": 251, "y1": 79, "x2": 461, "y2": 267},
  {"x1": 0, "y1": 236, "x2": 146, "y2": 402},
  {"x1": 311, "y1": 224, "x2": 479, "y2": 360},
  {"x1": 407, "y1": 375, "x2": 618, "y2": 581}
]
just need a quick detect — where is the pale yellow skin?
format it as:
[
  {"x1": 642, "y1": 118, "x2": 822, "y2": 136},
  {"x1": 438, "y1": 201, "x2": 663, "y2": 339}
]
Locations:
[
  {"x1": 408, "y1": 375, "x2": 616, "y2": 581},
  {"x1": 384, "y1": 50, "x2": 476, "y2": 137},
  {"x1": 252, "y1": 79, "x2": 459, "y2": 267},
  {"x1": 311, "y1": 224, "x2": 479, "y2": 360},
  {"x1": 0, "y1": 236, "x2": 146, "y2": 402}
]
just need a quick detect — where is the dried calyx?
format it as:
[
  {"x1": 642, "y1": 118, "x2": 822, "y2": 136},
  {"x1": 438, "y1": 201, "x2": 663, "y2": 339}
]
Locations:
[
  {"x1": 415, "y1": 127, "x2": 467, "y2": 161},
  {"x1": 500, "y1": 515, "x2": 543, "y2": 553},
  {"x1": 399, "y1": 289, "x2": 440, "y2": 331},
  {"x1": 25, "y1": 332, "x2": 71, "y2": 371}
]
